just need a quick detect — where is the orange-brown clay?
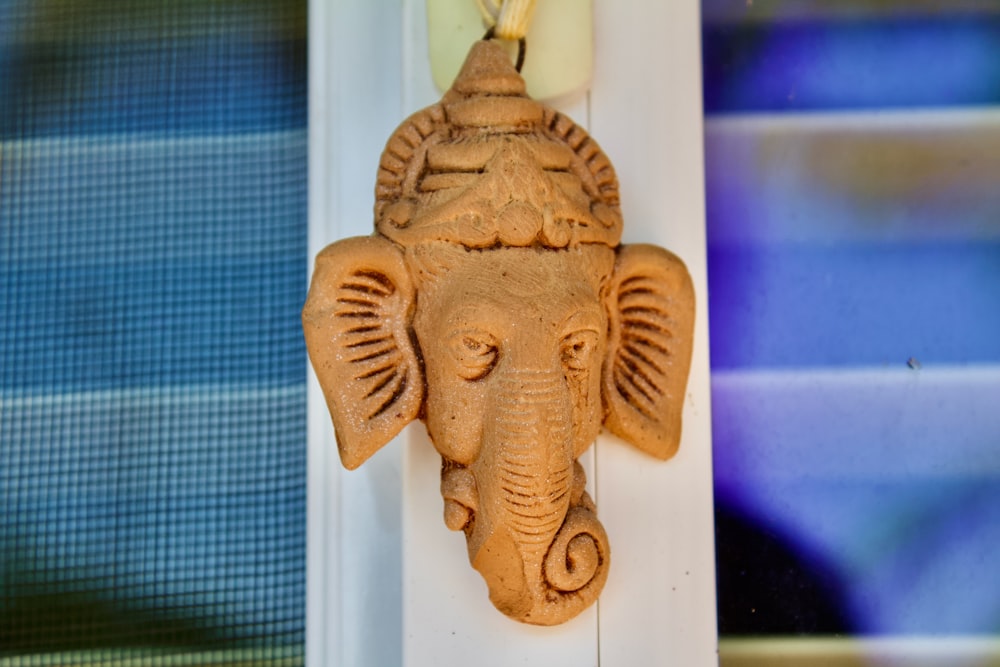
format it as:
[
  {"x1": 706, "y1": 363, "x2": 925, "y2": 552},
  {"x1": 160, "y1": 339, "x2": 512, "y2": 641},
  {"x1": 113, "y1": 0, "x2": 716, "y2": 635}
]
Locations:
[{"x1": 302, "y1": 40, "x2": 695, "y2": 626}]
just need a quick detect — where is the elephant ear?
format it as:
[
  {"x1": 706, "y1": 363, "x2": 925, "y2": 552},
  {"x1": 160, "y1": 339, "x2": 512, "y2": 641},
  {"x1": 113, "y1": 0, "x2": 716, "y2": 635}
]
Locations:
[
  {"x1": 603, "y1": 244, "x2": 695, "y2": 460},
  {"x1": 302, "y1": 236, "x2": 423, "y2": 470}
]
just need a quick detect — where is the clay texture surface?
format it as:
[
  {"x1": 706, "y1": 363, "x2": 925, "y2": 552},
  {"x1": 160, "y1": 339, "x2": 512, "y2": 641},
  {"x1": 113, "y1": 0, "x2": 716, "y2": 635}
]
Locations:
[{"x1": 303, "y1": 40, "x2": 695, "y2": 626}]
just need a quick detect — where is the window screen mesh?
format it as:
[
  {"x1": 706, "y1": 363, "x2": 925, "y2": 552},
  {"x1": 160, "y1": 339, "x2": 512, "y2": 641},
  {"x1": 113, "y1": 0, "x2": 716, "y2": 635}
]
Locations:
[{"x1": 1, "y1": 2, "x2": 307, "y2": 663}]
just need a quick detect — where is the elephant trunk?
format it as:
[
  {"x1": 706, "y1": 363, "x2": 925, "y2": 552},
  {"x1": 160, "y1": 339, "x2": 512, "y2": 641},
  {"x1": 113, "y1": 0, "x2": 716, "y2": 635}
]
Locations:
[{"x1": 470, "y1": 369, "x2": 610, "y2": 626}]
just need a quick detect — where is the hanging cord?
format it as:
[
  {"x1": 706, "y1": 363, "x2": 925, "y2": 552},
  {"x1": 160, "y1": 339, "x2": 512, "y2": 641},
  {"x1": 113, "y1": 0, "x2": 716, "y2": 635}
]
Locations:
[
  {"x1": 476, "y1": 0, "x2": 537, "y2": 40},
  {"x1": 477, "y1": 0, "x2": 536, "y2": 72},
  {"x1": 483, "y1": 26, "x2": 527, "y2": 73}
]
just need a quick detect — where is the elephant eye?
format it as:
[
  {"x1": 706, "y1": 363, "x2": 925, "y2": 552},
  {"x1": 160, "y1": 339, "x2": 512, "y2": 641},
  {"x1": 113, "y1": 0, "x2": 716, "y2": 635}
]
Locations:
[
  {"x1": 450, "y1": 331, "x2": 499, "y2": 381},
  {"x1": 561, "y1": 330, "x2": 599, "y2": 373}
]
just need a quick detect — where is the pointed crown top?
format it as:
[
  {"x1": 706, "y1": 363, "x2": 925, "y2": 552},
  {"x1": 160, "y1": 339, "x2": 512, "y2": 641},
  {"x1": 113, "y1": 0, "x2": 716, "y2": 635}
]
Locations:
[{"x1": 373, "y1": 40, "x2": 623, "y2": 249}]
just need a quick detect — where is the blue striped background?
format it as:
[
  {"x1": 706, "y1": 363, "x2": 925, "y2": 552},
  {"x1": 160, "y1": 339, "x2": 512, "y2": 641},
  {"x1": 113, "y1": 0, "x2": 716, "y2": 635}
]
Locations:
[
  {"x1": 1, "y1": 2, "x2": 306, "y2": 657},
  {"x1": 4, "y1": 0, "x2": 1000, "y2": 651},
  {"x1": 704, "y1": 5, "x2": 1000, "y2": 636}
]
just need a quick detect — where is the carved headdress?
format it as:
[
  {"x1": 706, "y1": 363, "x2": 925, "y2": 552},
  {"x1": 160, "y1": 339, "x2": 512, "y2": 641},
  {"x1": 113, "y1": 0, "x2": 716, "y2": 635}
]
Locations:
[{"x1": 373, "y1": 40, "x2": 623, "y2": 250}]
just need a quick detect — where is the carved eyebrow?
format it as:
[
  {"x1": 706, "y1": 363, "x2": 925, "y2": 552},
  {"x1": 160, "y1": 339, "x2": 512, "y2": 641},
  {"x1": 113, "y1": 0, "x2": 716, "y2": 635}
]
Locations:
[
  {"x1": 446, "y1": 302, "x2": 502, "y2": 330},
  {"x1": 560, "y1": 306, "x2": 605, "y2": 338}
]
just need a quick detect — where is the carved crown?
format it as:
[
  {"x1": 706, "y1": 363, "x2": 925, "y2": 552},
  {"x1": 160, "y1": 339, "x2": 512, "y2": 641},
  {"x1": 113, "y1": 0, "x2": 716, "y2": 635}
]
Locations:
[{"x1": 373, "y1": 40, "x2": 623, "y2": 250}]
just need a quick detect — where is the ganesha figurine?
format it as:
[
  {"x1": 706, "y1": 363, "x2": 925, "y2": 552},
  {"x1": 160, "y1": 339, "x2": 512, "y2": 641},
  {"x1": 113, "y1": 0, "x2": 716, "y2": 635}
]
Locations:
[{"x1": 303, "y1": 39, "x2": 695, "y2": 626}]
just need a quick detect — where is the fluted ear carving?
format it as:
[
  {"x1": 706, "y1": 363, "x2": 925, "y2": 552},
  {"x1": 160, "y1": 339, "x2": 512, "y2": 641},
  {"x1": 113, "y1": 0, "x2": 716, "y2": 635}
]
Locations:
[
  {"x1": 603, "y1": 244, "x2": 695, "y2": 460},
  {"x1": 302, "y1": 236, "x2": 423, "y2": 469}
]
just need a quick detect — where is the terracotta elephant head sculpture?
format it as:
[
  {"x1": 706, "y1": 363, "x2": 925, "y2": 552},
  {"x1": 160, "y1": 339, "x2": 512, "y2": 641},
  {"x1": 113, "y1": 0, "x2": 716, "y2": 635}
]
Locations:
[{"x1": 303, "y1": 40, "x2": 695, "y2": 626}]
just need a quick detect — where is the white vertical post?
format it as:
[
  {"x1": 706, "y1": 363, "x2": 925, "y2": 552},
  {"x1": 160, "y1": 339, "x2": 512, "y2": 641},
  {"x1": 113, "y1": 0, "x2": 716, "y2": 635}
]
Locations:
[
  {"x1": 400, "y1": 3, "x2": 600, "y2": 666},
  {"x1": 306, "y1": 3, "x2": 338, "y2": 665},
  {"x1": 310, "y1": 1, "x2": 717, "y2": 665},
  {"x1": 590, "y1": 1, "x2": 718, "y2": 665},
  {"x1": 308, "y1": 2, "x2": 406, "y2": 666}
]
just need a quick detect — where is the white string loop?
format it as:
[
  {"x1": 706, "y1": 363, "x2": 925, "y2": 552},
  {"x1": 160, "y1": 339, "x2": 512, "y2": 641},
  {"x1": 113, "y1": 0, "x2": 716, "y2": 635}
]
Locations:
[{"x1": 475, "y1": 0, "x2": 538, "y2": 41}]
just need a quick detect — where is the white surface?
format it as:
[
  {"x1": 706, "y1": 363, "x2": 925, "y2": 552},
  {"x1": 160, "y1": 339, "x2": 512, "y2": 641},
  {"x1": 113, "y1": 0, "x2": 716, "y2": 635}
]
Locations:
[
  {"x1": 310, "y1": 1, "x2": 718, "y2": 665},
  {"x1": 404, "y1": 430, "x2": 600, "y2": 667},
  {"x1": 402, "y1": 3, "x2": 600, "y2": 665},
  {"x1": 589, "y1": 2, "x2": 719, "y2": 666},
  {"x1": 306, "y1": 4, "x2": 337, "y2": 666},
  {"x1": 308, "y1": 2, "x2": 406, "y2": 666},
  {"x1": 426, "y1": 0, "x2": 593, "y2": 102}
]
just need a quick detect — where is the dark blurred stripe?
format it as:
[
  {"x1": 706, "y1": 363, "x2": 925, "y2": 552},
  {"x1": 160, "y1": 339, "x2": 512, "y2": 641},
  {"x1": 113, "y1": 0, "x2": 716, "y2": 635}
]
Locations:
[{"x1": 703, "y1": 16, "x2": 1000, "y2": 113}]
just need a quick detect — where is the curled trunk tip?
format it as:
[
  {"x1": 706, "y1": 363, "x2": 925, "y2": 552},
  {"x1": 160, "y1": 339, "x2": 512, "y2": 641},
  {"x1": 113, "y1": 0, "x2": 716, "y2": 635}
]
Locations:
[{"x1": 476, "y1": 503, "x2": 610, "y2": 627}]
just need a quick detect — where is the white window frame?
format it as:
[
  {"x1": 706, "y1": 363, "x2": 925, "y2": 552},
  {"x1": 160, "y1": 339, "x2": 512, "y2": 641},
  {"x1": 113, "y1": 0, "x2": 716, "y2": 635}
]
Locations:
[{"x1": 307, "y1": 2, "x2": 718, "y2": 665}]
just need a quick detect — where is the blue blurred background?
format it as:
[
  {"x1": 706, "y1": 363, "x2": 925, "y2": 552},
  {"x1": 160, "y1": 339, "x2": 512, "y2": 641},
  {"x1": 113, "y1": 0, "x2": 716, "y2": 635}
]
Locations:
[
  {"x1": 703, "y1": 1, "x2": 1000, "y2": 636},
  {"x1": 1, "y1": 0, "x2": 998, "y2": 660},
  {"x1": 1, "y1": 0, "x2": 306, "y2": 658}
]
